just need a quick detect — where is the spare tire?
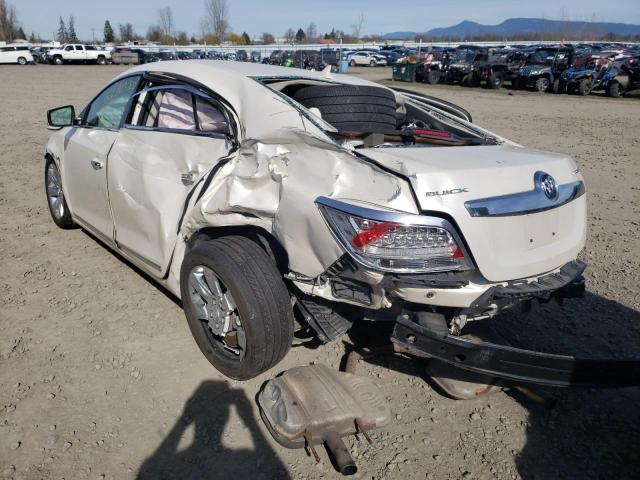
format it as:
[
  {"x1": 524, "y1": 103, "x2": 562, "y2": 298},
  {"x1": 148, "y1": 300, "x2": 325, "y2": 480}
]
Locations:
[{"x1": 292, "y1": 85, "x2": 398, "y2": 134}]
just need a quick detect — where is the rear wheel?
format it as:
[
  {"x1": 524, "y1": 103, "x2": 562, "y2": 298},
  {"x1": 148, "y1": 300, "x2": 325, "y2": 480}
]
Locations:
[
  {"x1": 426, "y1": 70, "x2": 441, "y2": 84},
  {"x1": 535, "y1": 77, "x2": 550, "y2": 92},
  {"x1": 17, "y1": 56, "x2": 27, "y2": 65},
  {"x1": 180, "y1": 236, "x2": 294, "y2": 380},
  {"x1": 487, "y1": 73, "x2": 503, "y2": 89},
  {"x1": 45, "y1": 158, "x2": 75, "y2": 229},
  {"x1": 97, "y1": 56, "x2": 107, "y2": 65},
  {"x1": 369, "y1": 60, "x2": 376, "y2": 67},
  {"x1": 349, "y1": 60, "x2": 356, "y2": 67}
]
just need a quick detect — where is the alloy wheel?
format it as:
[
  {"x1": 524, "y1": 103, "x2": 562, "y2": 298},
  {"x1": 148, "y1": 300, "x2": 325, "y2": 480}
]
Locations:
[
  {"x1": 46, "y1": 163, "x2": 65, "y2": 220},
  {"x1": 188, "y1": 265, "x2": 246, "y2": 358}
]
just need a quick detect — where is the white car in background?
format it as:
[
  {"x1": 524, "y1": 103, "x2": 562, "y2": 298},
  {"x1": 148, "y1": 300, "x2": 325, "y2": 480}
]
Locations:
[
  {"x1": 347, "y1": 51, "x2": 387, "y2": 67},
  {"x1": 0, "y1": 45, "x2": 33, "y2": 65}
]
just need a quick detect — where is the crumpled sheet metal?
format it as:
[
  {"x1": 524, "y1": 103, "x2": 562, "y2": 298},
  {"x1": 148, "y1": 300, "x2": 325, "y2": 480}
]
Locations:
[{"x1": 170, "y1": 129, "x2": 417, "y2": 295}]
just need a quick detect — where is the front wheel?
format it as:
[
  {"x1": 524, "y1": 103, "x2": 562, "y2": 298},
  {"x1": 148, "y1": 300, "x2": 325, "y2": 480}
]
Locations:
[
  {"x1": 578, "y1": 79, "x2": 592, "y2": 96},
  {"x1": 607, "y1": 81, "x2": 621, "y2": 98},
  {"x1": 45, "y1": 158, "x2": 75, "y2": 229},
  {"x1": 369, "y1": 60, "x2": 376, "y2": 67},
  {"x1": 17, "y1": 56, "x2": 27, "y2": 65},
  {"x1": 180, "y1": 236, "x2": 294, "y2": 380},
  {"x1": 349, "y1": 60, "x2": 356, "y2": 67},
  {"x1": 426, "y1": 70, "x2": 441, "y2": 84},
  {"x1": 535, "y1": 77, "x2": 550, "y2": 92}
]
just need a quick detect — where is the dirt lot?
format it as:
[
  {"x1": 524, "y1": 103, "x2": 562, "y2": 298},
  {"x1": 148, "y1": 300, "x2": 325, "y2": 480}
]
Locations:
[{"x1": 1, "y1": 64, "x2": 639, "y2": 480}]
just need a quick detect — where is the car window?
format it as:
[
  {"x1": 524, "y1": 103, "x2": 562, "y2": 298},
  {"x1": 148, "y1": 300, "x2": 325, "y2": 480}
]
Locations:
[
  {"x1": 65, "y1": 46, "x2": 73, "y2": 51},
  {"x1": 85, "y1": 76, "x2": 140, "y2": 129},
  {"x1": 85, "y1": 45, "x2": 96, "y2": 51},
  {"x1": 131, "y1": 86, "x2": 229, "y2": 135}
]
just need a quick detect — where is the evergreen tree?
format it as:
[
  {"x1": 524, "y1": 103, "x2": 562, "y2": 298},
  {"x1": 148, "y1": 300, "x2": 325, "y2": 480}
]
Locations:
[
  {"x1": 57, "y1": 17, "x2": 67, "y2": 42},
  {"x1": 103, "y1": 20, "x2": 115, "y2": 43},
  {"x1": 241, "y1": 31, "x2": 251, "y2": 45},
  {"x1": 67, "y1": 15, "x2": 78, "y2": 42},
  {"x1": 16, "y1": 26, "x2": 25, "y2": 39},
  {"x1": 295, "y1": 28, "x2": 306, "y2": 43}
]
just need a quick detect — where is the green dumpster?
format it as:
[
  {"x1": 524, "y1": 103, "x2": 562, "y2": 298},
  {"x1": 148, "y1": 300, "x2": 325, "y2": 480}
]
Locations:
[{"x1": 392, "y1": 63, "x2": 417, "y2": 82}]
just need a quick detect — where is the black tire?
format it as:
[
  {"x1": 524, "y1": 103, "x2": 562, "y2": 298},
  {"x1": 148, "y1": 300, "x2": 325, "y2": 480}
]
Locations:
[
  {"x1": 54, "y1": 56, "x2": 63, "y2": 65},
  {"x1": 461, "y1": 74, "x2": 472, "y2": 87},
  {"x1": 17, "y1": 56, "x2": 27, "y2": 65},
  {"x1": 607, "y1": 81, "x2": 621, "y2": 98},
  {"x1": 535, "y1": 77, "x2": 550, "y2": 92},
  {"x1": 369, "y1": 60, "x2": 376, "y2": 67},
  {"x1": 180, "y1": 236, "x2": 294, "y2": 380},
  {"x1": 44, "y1": 158, "x2": 75, "y2": 229},
  {"x1": 296, "y1": 293, "x2": 355, "y2": 342},
  {"x1": 578, "y1": 79, "x2": 592, "y2": 96},
  {"x1": 552, "y1": 79, "x2": 565, "y2": 94},
  {"x1": 349, "y1": 60, "x2": 356, "y2": 67},
  {"x1": 487, "y1": 73, "x2": 503, "y2": 89},
  {"x1": 293, "y1": 85, "x2": 397, "y2": 133},
  {"x1": 97, "y1": 56, "x2": 106, "y2": 65},
  {"x1": 426, "y1": 70, "x2": 441, "y2": 84}
]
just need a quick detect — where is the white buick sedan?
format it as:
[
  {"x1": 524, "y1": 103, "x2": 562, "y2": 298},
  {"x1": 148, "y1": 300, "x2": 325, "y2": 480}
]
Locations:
[{"x1": 45, "y1": 61, "x2": 587, "y2": 383}]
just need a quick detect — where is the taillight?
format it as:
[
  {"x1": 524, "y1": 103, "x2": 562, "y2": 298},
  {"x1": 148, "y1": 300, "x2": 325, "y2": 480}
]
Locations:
[{"x1": 317, "y1": 198, "x2": 471, "y2": 273}]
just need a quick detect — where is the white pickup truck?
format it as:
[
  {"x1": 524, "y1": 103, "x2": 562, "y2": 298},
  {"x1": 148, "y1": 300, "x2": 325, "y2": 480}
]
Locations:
[{"x1": 47, "y1": 44, "x2": 111, "y2": 65}]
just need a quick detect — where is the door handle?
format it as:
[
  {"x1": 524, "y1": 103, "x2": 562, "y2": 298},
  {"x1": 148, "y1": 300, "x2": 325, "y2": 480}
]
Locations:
[{"x1": 91, "y1": 160, "x2": 104, "y2": 170}]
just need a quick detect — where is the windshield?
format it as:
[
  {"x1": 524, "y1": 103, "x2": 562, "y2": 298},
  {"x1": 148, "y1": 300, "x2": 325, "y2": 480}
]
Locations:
[
  {"x1": 451, "y1": 48, "x2": 476, "y2": 64},
  {"x1": 528, "y1": 49, "x2": 557, "y2": 65}
]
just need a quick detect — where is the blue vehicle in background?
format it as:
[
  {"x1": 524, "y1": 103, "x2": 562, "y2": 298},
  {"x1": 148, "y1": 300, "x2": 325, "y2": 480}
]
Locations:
[
  {"x1": 600, "y1": 55, "x2": 640, "y2": 97},
  {"x1": 559, "y1": 52, "x2": 618, "y2": 95}
]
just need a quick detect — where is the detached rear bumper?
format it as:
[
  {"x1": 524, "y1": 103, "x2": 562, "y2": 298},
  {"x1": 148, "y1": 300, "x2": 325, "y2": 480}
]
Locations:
[{"x1": 391, "y1": 315, "x2": 640, "y2": 388}]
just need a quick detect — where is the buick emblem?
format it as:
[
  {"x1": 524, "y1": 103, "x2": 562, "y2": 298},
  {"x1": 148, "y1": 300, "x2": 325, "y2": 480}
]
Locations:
[{"x1": 539, "y1": 173, "x2": 558, "y2": 200}]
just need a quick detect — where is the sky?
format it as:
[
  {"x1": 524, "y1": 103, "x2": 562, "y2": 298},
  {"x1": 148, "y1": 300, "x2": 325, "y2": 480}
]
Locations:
[{"x1": 13, "y1": 0, "x2": 640, "y2": 40}]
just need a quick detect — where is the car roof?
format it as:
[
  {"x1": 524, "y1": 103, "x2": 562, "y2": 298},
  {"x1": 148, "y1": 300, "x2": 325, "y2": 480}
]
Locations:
[{"x1": 115, "y1": 60, "x2": 381, "y2": 138}]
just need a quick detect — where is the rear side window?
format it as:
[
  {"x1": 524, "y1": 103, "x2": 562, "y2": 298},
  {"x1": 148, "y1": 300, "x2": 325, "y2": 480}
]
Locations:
[
  {"x1": 85, "y1": 46, "x2": 96, "y2": 51},
  {"x1": 130, "y1": 86, "x2": 230, "y2": 135}
]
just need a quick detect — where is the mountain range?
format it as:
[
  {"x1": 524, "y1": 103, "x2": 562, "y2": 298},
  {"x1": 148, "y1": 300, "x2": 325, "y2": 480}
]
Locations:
[{"x1": 384, "y1": 18, "x2": 640, "y2": 40}]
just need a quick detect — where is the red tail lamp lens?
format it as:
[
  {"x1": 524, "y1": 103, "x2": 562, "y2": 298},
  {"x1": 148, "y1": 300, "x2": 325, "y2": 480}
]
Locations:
[{"x1": 351, "y1": 222, "x2": 396, "y2": 249}]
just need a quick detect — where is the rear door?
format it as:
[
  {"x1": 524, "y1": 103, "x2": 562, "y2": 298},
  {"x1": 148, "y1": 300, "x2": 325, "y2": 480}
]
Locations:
[{"x1": 107, "y1": 82, "x2": 235, "y2": 276}]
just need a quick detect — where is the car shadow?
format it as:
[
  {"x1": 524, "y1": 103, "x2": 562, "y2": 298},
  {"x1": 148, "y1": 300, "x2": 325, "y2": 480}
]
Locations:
[
  {"x1": 344, "y1": 292, "x2": 640, "y2": 479},
  {"x1": 137, "y1": 380, "x2": 290, "y2": 480}
]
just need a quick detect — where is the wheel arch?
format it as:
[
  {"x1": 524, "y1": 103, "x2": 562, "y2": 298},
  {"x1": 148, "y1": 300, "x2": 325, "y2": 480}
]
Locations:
[{"x1": 185, "y1": 225, "x2": 290, "y2": 275}]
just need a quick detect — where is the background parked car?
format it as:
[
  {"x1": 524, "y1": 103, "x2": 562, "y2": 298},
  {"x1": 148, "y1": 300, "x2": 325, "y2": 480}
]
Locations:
[
  {"x1": 0, "y1": 45, "x2": 34, "y2": 65},
  {"x1": 47, "y1": 44, "x2": 111, "y2": 65},
  {"x1": 347, "y1": 51, "x2": 387, "y2": 67},
  {"x1": 111, "y1": 47, "x2": 149, "y2": 65}
]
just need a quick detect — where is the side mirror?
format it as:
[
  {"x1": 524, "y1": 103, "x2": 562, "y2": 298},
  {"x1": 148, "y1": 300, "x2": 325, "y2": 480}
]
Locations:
[{"x1": 47, "y1": 105, "x2": 76, "y2": 129}]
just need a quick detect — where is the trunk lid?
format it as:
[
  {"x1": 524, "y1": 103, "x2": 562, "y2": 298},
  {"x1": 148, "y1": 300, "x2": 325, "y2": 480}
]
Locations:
[{"x1": 361, "y1": 144, "x2": 586, "y2": 282}]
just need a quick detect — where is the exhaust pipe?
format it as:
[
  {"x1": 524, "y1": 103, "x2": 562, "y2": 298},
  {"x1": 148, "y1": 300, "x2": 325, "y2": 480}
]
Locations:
[{"x1": 324, "y1": 431, "x2": 357, "y2": 475}]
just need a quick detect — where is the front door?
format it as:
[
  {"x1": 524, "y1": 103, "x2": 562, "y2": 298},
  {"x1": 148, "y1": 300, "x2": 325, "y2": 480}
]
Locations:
[
  {"x1": 107, "y1": 84, "x2": 234, "y2": 275},
  {"x1": 61, "y1": 75, "x2": 140, "y2": 240}
]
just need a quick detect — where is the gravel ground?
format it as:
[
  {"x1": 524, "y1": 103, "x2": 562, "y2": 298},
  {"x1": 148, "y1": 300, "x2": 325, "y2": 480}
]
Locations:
[{"x1": 1, "y1": 64, "x2": 639, "y2": 480}]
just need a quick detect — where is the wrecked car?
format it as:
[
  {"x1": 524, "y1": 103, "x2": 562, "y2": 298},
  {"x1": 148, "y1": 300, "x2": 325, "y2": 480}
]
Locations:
[{"x1": 46, "y1": 61, "x2": 638, "y2": 387}]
